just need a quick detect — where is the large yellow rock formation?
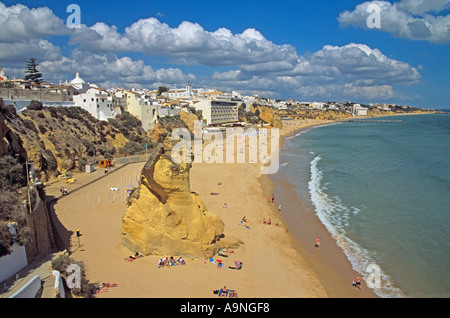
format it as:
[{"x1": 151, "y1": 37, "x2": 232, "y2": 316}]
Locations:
[
  {"x1": 121, "y1": 141, "x2": 239, "y2": 258},
  {"x1": 249, "y1": 104, "x2": 283, "y2": 128}
]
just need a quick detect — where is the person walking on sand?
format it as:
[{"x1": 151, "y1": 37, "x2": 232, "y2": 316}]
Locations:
[
  {"x1": 278, "y1": 204, "x2": 282, "y2": 214},
  {"x1": 314, "y1": 237, "x2": 320, "y2": 248},
  {"x1": 271, "y1": 194, "x2": 275, "y2": 203},
  {"x1": 353, "y1": 276, "x2": 362, "y2": 291}
]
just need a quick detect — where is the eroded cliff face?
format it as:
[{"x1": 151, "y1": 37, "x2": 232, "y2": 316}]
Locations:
[
  {"x1": 121, "y1": 140, "x2": 240, "y2": 258},
  {"x1": 0, "y1": 104, "x2": 149, "y2": 180},
  {"x1": 0, "y1": 108, "x2": 27, "y2": 162},
  {"x1": 249, "y1": 104, "x2": 283, "y2": 128}
]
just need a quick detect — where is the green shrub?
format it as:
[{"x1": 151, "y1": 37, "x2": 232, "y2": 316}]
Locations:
[
  {"x1": 0, "y1": 156, "x2": 27, "y2": 191},
  {"x1": 38, "y1": 124, "x2": 47, "y2": 134},
  {"x1": 27, "y1": 100, "x2": 43, "y2": 111},
  {"x1": 51, "y1": 253, "x2": 96, "y2": 298},
  {"x1": 0, "y1": 189, "x2": 29, "y2": 257}
]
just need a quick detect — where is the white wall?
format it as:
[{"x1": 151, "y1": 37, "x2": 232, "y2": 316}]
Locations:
[
  {"x1": 9, "y1": 275, "x2": 41, "y2": 298},
  {"x1": 2, "y1": 99, "x2": 75, "y2": 113},
  {"x1": 0, "y1": 244, "x2": 28, "y2": 283}
]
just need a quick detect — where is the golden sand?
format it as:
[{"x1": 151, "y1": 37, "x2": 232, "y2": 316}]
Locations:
[{"x1": 47, "y1": 118, "x2": 377, "y2": 298}]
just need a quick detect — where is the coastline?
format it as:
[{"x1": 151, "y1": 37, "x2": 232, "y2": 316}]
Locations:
[
  {"x1": 261, "y1": 118, "x2": 379, "y2": 297},
  {"x1": 41, "y1": 114, "x2": 439, "y2": 298}
]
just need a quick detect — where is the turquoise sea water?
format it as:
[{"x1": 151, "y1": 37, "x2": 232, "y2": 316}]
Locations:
[{"x1": 278, "y1": 114, "x2": 450, "y2": 298}]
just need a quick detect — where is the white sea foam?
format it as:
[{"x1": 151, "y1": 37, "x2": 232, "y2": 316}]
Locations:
[
  {"x1": 308, "y1": 156, "x2": 406, "y2": 298},
  {"x1": 285, "y1": 130, "x2": 309, "y2": 140}
]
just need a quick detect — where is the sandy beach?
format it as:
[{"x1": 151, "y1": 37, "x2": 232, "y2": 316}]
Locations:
[{"x1": 45, "y1": 118, "x2": 378, "y2": 298}]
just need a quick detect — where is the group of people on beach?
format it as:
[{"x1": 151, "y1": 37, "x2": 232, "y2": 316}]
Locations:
[
  {"x1": 158, "y1": 256, "x2": 186, "y2": 267},
  {"x1": 262, "y1": 218, "x2": 279, "y2": 226},
  {"x1": 60, "y1": 187, "x2": 68, "y2": 195}
]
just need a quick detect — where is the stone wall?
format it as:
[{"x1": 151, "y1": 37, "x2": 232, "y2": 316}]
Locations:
[
  {"x1": 25, "y1": 186, "x2": 56, "y2": 262},
  {"x1": 0, "y1": 88, "x2": 70, "y2": 102}
]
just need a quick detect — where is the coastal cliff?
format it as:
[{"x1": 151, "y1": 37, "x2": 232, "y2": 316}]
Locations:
[
  {"x1": 121, "y1": 139, "x2": 241, "y2": 258},
  {"x1": 0, "y1": 101, "x2": 151, "y2": 181},
  {"x1": 249, "y1": 104, "x2": 283, "y2": 128}
]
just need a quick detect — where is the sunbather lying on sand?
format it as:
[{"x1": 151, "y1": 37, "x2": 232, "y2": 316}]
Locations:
[
  {"x1": 125, "y1": 252, "x2": 143, "y2": 262},
  {"x1": 228, "y1": 261, "x2": 243, "y2": 270}
]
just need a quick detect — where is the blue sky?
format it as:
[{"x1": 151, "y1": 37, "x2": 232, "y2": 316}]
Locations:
[{"x1": 0, "y1": 0, "x2": 449, "y2": 108}]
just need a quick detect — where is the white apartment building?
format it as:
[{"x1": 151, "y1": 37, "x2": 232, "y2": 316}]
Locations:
[
  {"x1": 193, "y1": 100, "x2": 238, "y2": 126},
  {"x1": 73, "y1": 87, "x2": 116, "y2": 121},
  {"x1": 162, "y1": 85, "x2": 193, "y2": 99},
  {"x1": 352, "y1": 103, "x2": 368, "y2": 116}
]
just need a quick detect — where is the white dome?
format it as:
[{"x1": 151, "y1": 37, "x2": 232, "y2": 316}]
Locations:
[{"x1": 71, "y1": 72, "x2": 85, "y2": 85}]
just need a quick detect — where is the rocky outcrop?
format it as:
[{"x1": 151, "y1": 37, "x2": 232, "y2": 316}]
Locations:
[
  {"x1": 249, "y1": 104, "x2": 283, "y2": 128},
  {"x1": 178, "y1": 111, "x2": 199, "y2": 132},
  {"x1": 0, "y1": 104, "x2": 150, "y2": 181},
  {"x1": 0, "y1": 107, "x2": 27, "y2": 162},
  {"x1": 121, "y1": 139, "x2": 240, "y2": 258}
]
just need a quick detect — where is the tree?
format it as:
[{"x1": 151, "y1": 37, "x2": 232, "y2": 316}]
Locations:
[
  {"x1": 24, "y1": 58, "x2": 43, "y2": 85},
  {"x1": 157, "y1": 86, "x2": 169, "y2": 95}
]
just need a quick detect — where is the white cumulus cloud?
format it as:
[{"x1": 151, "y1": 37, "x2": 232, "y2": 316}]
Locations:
[
  {"x1": 338, "y1": 0, "x2": 450, "y2": 44},
  {"x1": 70, "y1": 17, "x2": 300, "y2": 69},
  {"x1": 0, "y1": 2, "x2": 70, "y2": 42}
]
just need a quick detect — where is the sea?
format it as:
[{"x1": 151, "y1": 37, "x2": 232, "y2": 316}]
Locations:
[{"x1": 276, "y1": 114, "x2": 450, "y2": 298}]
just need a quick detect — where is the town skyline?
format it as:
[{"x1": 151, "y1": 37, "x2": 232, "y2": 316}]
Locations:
[{"x1": 0, "y1": 0, "x2": 449, "y2": 109}]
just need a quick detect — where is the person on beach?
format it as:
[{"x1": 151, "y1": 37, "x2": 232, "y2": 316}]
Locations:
[
  {"x1": 353, "y1": 276, "x2": 362, "y2": 291},
  {"x1": 267, "y1": 218, "x2": 272, "y2": 225},
  {"x1": 223, "y1": 203, "x2": 228, "y2": 208},
  {"x1": 315, "y1": 237, "x2": 320, "y2": 248},
  {"x1": 278, "y1": 205, "x2": 282, "y2": 214},
  {"x1": 218, "y1": 286, "x2": 229, "y2": 297},
  {"x1": 271, "y1": 195, "x2": 275, "y2": 203}
]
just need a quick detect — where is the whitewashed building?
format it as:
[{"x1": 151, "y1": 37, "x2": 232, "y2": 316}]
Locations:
[
  {"x1": 123, "y1": 90, "x2": 159, "y2": 131},
  {"x1": 73, "y1": 87, "x2": 116, "y2": 121},
  {"x1": 162, "y1": 85, "x2": 193, "y2": 99},
  {"x1": 352, "y1": 103, "x2": 368, "y2": 116}
]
